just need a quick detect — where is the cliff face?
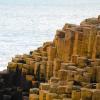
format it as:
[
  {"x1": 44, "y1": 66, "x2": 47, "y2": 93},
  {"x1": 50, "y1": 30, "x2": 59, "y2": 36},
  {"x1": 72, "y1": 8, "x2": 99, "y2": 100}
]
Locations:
[
  {"x1": 6, "y1": 16, "x2": 100, "y2": 100},
  {"x1": 54, "y1": 19, "x2": 99, "y2": 61}
]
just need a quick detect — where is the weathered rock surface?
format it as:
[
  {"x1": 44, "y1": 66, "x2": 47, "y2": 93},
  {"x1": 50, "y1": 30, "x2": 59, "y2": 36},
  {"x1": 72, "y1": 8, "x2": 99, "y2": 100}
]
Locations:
[{"x1": 0, "y1": 15, "x2": 100, "y2": 100}]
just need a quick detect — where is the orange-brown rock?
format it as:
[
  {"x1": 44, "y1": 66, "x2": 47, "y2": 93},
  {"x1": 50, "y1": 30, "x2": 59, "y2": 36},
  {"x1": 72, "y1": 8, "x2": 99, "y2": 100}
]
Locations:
[{"x1": 6, "y1": 15, "x2": 100, "y2": 100}]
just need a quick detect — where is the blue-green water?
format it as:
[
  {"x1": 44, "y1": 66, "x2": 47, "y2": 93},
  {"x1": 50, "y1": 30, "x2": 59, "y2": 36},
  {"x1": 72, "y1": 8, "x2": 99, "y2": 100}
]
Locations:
[{"x1": 0, "y1": 0, "x2": 100, "y2": 70}]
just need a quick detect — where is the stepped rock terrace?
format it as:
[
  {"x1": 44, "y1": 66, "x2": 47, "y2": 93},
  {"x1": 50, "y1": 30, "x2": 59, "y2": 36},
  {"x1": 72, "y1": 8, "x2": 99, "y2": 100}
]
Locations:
[{"x1": 0, "y1": 15, "x2": 100, "y2": 100}]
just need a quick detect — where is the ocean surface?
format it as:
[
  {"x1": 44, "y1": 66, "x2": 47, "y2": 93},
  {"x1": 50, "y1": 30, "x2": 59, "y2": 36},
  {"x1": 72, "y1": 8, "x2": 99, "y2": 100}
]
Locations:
[{"x1": 0, "y1": 0, "x2": 100, "y2": 70}]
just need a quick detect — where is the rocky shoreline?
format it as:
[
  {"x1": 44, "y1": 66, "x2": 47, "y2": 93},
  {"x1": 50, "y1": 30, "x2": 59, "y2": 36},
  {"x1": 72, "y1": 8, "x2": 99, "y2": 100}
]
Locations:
[{"x1": 0, "y1": 15, "x2": 100, "y2": 100}]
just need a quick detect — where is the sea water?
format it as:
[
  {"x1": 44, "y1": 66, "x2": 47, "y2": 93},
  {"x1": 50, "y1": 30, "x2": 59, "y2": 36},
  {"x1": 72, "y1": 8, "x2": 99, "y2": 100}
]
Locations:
[{"x1": 0, "y1": 0, "x2": 100, "y2": 70}]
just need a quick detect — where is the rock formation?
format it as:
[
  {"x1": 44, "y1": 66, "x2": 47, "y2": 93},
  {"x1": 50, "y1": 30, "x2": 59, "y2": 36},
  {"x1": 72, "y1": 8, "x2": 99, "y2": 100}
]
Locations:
[{"x1": 0, "y1": 16, "x2": 100, "y2": 100}]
